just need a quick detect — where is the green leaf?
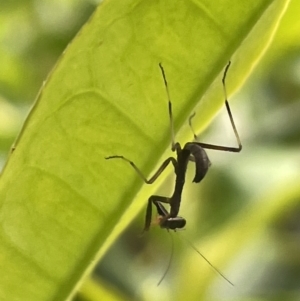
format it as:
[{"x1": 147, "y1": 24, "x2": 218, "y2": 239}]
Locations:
[{"x1": 0, "y1": 0, "x2": 290, "y2": 300}]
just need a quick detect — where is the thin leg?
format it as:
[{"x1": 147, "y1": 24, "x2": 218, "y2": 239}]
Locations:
[
  {"x1": 153, "y1": 200, "x2": 169, "y2": 217},
  {"x1": 188, "y1": 61, "x2": 242, "y2": 153},
  {"x1": 188, "y1": 112, "x2": 198, "y2": 141},
  {"x1": 105, "y1": 155, "x2": 177, "y2": 184},
  {"x1": 144, "y1": 195, "x2": 170, "y2": 231},
  {"x1": 159, "y1": 63, "x2": 178, "y2": 152},
  {"x1": 222, "y1": 61, "x2": 242, "y2": 151}
]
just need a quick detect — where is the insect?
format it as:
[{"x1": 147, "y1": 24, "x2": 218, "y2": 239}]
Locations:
[{"x1": 106, "y1": 61, "x2": 242, "y2": 232}]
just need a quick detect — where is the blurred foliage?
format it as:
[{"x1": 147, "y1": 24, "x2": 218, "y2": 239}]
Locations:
[
  {"x1": 0, "y1": 0, "x2": 97, "y2": 160},
  {"x1": 1, "y1": 0, "x2": 300, "y2": 301}
]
